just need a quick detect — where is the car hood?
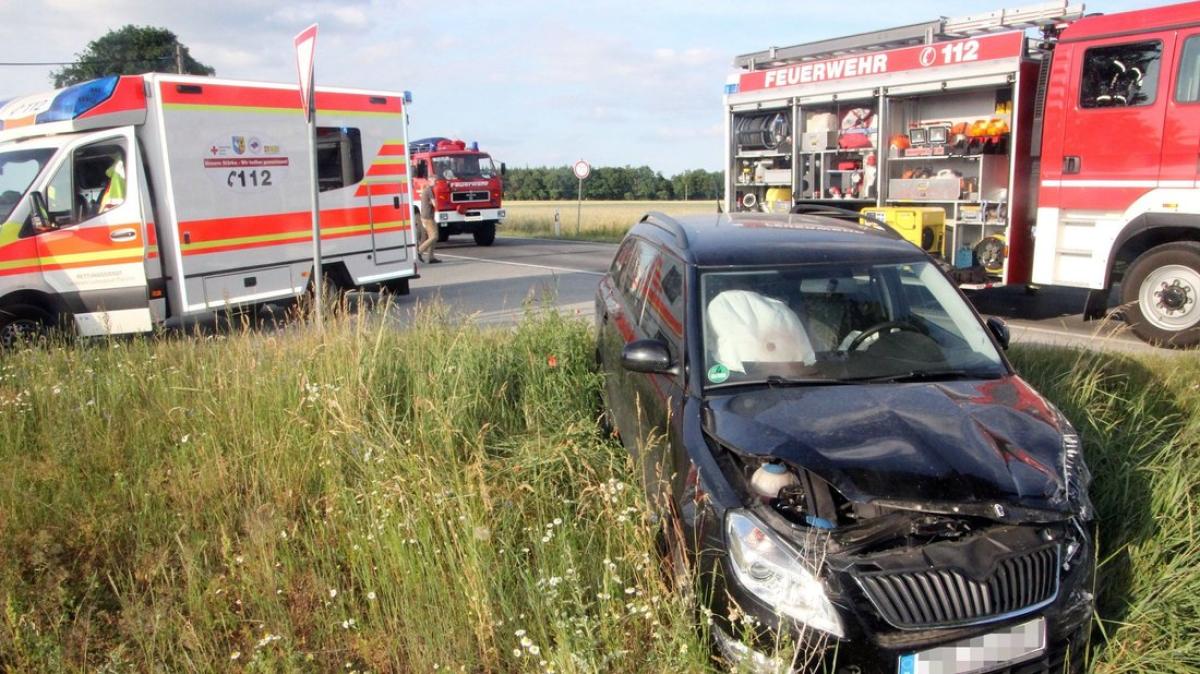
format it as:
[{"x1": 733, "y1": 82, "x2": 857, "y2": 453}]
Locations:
[{"x1": 704, "y1": 376, "x2": 1070, "y2": 513}]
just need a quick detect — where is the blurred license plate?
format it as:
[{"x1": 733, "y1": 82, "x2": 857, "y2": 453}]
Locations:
[
  {"x1": 898, "y1": 618, "x2": 1045, "y2": 674},
  {"x1": 466, "y1": 213, "x2": 483, "y2": 221}
]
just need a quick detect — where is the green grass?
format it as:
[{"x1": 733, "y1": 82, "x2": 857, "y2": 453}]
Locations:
[
  {"x1": 0, "y1": 305, "x2": 1195, "y2": 672},
  {"x1": 1007, "y1": 346, "x2": 1200, "y2": 673},
  {"x1": 503, "y1": 201, "x2": 721, "y2": 242}
]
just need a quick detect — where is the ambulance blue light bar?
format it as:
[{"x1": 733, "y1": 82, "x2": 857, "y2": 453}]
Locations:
[{"x1": 36, "y1": 76, "x2": 119, "y2": 124}]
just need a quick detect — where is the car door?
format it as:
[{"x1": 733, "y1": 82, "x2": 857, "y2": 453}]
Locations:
[
  {"x1": 625, "y1": 244, "x2": 687, "y2": 509},
  {"x1": 1162, "y1": 30, "x2": 1200, "y2": 186},
  {"x1": 598, "y1": 237, "x2": 641, "y2": 435},
  {"x1": 1057, "y1": 35, "x2": 1171, "y2": 212},
  {"x1": 34, "y1": 128, "x2": 151, "y2": 335}
]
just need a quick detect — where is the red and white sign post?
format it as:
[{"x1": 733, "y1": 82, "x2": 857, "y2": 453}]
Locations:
[
  {"x1": 294, "y1": 23, "x2": 322, "y2": 327},
  {"x1": 573, "y1": 159, "x2": 590, "y2": 235}
]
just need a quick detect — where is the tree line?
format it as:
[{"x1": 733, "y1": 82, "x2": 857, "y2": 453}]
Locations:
[{"x1": 503, "y1": 166, "x2": 724, "y2": 201}]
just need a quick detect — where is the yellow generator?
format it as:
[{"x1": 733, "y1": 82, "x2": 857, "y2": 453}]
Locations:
[{"x1": 860, "y1": 206, "x2": 946, "y2": 256}]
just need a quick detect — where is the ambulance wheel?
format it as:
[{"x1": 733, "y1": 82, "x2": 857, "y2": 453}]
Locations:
[
  {"x1": 0, "y1": 305, "x2": 53, "y2": 349},
  {"x1": 473, "y1": 223, "x2": 496, "y2": 246},
  {"x1": 1121, "y1": 241, "x2": 1200, "y2": 347},
  {"x1": 437, "y1": 228, "x2": 451, "y2": 243}
]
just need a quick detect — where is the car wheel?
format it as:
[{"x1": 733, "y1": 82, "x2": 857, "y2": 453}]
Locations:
[
  {"x1": 0, "y1": 305, "x2": 53, "y2": 349},
  {"x1": 473, "y1": 222, "x2": 497, "y2": 246},
  {"x1": 1121, "y1": 241, "x2": 1200, "y2": 347}
]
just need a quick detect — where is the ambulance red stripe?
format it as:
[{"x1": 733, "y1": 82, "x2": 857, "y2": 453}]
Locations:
[
  {"x1": 178, "y1": 205, "x2": 406, "y2": 243},
  {"x1": 182, "y1": 223, "x2": 411, "y2": 257},
  {"x1": 160, "y1": 81, "x2": 405, "y2": 114},
  {"x1": 365, "y1": 163, "x2": 407, "y2": 176}
]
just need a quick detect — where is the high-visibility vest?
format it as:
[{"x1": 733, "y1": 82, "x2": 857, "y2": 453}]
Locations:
[{"x1": 99, "y1": 159, "x2": 126, "y2": 212}]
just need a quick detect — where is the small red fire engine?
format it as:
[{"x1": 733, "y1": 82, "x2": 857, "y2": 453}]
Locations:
[{"x1": 409, "y1": 137, "x2": 506, "y2": 246}]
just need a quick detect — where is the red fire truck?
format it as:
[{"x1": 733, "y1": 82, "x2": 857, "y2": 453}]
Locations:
[
  {"x1": 409, "y1": 137, "x2": 505, "y2": 246},
  {"x1": 725, "y1": 0, "x2": 1200, "y2": 346}
]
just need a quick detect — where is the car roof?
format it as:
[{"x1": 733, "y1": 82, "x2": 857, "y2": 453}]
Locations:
[{"x1": 629, "y1": 211, "x2": 927, "y2": 267}]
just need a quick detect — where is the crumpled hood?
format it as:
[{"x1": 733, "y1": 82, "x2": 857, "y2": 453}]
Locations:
[{"x1": 705, "y1": 376, "x2": 1070, "y2": 511}]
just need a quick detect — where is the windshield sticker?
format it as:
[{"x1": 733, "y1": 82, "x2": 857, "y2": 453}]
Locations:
[{"x1": 707, "y1": 363, "x2": 730, "y2": 384}]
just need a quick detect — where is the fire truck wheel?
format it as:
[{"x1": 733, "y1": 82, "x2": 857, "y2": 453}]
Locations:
[
  {"x1": 437, "y1": 228, "x2": 451, "y2": 243},
  {"x1": 473, "y1": 223, "x2": 496, "y2": 246},
  {"x1": 0, "y1": 305, "x2": 53, "y2": 349},
  {"x1": 1121, "y1": 241, "x2": 1200, "y2": 347}
]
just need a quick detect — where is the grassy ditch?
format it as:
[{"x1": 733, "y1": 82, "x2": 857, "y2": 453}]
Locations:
[{"x1": 0, "y1": 307, "x2": 1195, "y2": 672}]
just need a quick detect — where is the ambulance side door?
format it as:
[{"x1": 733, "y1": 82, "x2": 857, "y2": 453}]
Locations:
[{"x1": 34, "y1": 127, "x2": 151, "y2": 335}]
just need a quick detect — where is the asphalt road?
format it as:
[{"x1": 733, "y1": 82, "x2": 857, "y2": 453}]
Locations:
[{"x1": 407, "y1": 235, "x2": 1169, "y2": 356}]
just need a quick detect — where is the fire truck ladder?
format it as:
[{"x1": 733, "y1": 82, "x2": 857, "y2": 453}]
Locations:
[{"x1": 733, "y1": 1, "x2": 1085, "y2": 70}]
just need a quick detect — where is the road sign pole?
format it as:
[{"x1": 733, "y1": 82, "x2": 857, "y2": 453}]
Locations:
[
  {"x1": 306, "y1": 97, "x2": 322, "y2": 329},
  {"x1": 294, "y1": 24, "x2": 321, "y2": 329},
  {"x1": 571, "y1": 159, "x2": 590, "y2": 237}
]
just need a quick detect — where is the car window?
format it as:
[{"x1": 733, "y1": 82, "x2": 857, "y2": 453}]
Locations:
[
  {"x1": 638, "y1": 247, "x2": 686, "y2": 356},
  {"x1": 1080, "y1": 40, "x2": 1163, "y2": 108},
  {"x1": 42, "y1": 140, "x2": 126, "y2": 227},
  {"x1": 1176, "y1": 35, "x2": 1200, "y2": 103},
  {"x1": 610, "y1": 239, "x2": 638, "y2": 291},
  {"x1": 700, "y1": 261, "x2": 1004, "y2": 386}
]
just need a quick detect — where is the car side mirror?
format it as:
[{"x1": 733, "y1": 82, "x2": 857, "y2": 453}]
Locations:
[
  {"x1": 500, "y1": 162, "x2": 507, "y2": 176},
  {"x1": 29, "y1": 191, "x2": 53, "y2": 230},
  {"x1": 415, "y1": 162, "x2": 427, "y2": 179},
  {"x1": 621, "y1": 339, "x2": 676, "y2": 374},
  {"x1": 986, "y1": 316, "x2": 1010, "y2": 350}
]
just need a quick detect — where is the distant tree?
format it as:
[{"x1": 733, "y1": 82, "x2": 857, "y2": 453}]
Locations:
[
  {"x1": 52, "y1": 25, "x2": 214, "y2": 87},
  {"x1": 503, "y1": 165, "x2": 723, "y2": 201}
]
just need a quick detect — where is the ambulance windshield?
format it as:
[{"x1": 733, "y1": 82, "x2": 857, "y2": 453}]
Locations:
[
  {"x1": 0, "y1": 148, "x2": 55, "y2": 223},
  {"x1": 432, "y1": 154, "x2": 496, "y2": 180}
]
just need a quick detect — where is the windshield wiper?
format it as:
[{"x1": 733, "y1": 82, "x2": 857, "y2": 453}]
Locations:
[
  {"x1": 843, "y1": 368, "x2": 998, "y2": 384},
  {"x1": 706, "y1": 375, "x2": 846, "y2": 391}
]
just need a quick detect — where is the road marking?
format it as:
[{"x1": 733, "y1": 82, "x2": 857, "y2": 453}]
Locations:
[
  {"x1": 1007, "y1": 322, "x2": 1168, "y2": 355},
  {"x1": 436, "y1": 253, "x2": 606, "y2": 276}
]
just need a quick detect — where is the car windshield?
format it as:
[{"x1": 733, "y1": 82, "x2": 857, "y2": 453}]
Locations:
[
  {"x1": 432, "y1": 154, "x2": 496, "y2": 180},
  {"x1": 0, "y1": 148, "x2": 54, "y2": 222},
  {"x1": 700, "y1": 261, "x2": 1005, "y2": 387}
]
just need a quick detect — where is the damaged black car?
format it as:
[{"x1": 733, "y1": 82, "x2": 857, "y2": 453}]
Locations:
[{"x1": 595, "y1": 211, "x2": 1095, "y2": 673}]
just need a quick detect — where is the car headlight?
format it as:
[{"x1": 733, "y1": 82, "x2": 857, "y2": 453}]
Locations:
[
  {"x1": 726, "y1": 509, "x2": 843, "y2": 638},
  {"x1": 1062, "y1": 430, "x2": 1094, "y2": 521}
]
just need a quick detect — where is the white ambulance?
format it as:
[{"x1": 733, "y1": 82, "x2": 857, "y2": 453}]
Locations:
[{"x1": 0, "y1": 73, "x2": 416, "y2": 341}]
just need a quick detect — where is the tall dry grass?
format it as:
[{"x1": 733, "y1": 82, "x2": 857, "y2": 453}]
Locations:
[{"x1": 0, "y1": 304, "x2": 709, "y2": 672}]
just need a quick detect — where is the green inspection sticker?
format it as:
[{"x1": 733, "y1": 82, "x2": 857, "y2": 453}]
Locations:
[{"x1": 707, "y1": 363, "x2": 730, "y2": 384}]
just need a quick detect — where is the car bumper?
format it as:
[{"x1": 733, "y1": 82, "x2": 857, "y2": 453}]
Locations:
[
  {"x1": 695, "y1": 511, "x2": 1094, "y2": 673},
  {"x1": 436, "y1": 207, "x2": 505, "y2": 225}
]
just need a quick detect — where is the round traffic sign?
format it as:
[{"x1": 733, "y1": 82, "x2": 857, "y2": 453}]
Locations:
[{"x1": 573, "y1": 159, "x2": 591, "y2": 180}]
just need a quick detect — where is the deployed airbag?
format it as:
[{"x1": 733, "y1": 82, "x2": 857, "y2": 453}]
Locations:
[{"x1": 707, "y1": 290, "x2": 816, "y2": 372}]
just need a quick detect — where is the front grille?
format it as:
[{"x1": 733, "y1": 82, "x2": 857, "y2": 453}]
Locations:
[
  {"x1": 451, "y1": 191, "x2": 489, "y2": 203},
  {"x1": 855, "y1": 545, "x2": 1059, "y2": 630}
]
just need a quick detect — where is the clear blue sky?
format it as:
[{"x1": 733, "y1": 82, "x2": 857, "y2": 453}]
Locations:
[{"x1": 1, "y1": 0, "x2": 1156, "y2": 174}]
